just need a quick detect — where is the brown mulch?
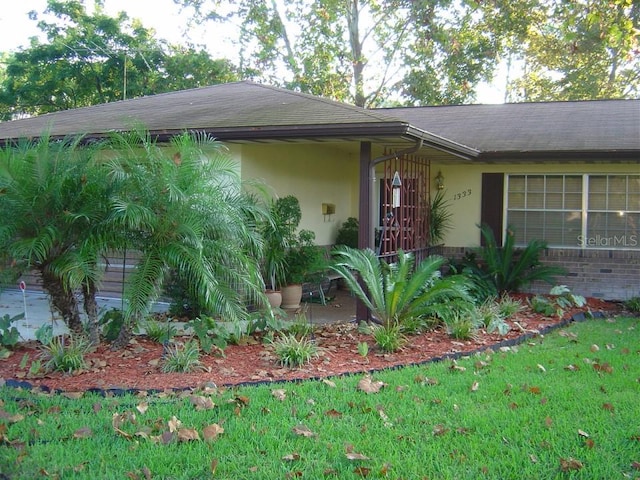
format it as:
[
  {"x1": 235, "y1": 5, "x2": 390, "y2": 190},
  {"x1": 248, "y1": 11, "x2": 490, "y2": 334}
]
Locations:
[{"x1": 0, "y1": 296, "x2": 622, "y2": 394}]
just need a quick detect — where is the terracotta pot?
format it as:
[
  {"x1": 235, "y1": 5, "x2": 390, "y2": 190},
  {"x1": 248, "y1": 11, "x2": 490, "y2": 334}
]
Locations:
[
  {"x1": 265, "y1": 290, "x2": 282, "y2": 309},
  {"x1": 280, "y1": 284, "x2": 303, "y2": 310}
]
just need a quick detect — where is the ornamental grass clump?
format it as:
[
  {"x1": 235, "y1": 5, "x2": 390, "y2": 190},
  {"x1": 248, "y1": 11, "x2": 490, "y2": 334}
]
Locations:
[
  {"x1": 41, "y1": 335, "x2": 91, "y2": 373},
  {"x1": 161, "y1": 340, "x2": 206, "y2": 373},
  {"x1": 271, "y1": 334, "x2": 319, "y2": 368}
]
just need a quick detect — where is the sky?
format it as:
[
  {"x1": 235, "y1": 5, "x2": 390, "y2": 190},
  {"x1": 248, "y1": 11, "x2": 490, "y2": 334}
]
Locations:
[{"x1": 0, "y1": 0, "x2": 506, "y2": 104}]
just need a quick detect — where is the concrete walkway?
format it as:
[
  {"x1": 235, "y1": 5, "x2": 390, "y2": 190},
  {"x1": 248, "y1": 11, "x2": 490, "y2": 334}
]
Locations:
[{"x1": 0, "y1": 288, "x2": 356, "y2": 341}]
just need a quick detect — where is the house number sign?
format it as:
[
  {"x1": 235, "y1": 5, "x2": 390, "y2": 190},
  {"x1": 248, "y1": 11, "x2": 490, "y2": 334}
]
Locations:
[{"x1": 453, "y1": 188, "x2": 472, "y2": 201}]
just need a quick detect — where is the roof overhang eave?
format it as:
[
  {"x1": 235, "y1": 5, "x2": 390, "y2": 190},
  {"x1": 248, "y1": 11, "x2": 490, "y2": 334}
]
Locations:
[{"x1": 478, "y1": 149, "x2": 640, "y2": 162}]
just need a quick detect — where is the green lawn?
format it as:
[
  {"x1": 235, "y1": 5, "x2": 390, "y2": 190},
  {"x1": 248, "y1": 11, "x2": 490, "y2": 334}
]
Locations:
[{"x1": 1, "y1": 316, "x2": 639, "y2": 479}]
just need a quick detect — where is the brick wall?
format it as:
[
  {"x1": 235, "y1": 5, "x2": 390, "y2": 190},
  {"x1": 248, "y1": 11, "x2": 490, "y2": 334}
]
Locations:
[{"x1": 441, "y1": 247, "x2": 640, "y2": 301}]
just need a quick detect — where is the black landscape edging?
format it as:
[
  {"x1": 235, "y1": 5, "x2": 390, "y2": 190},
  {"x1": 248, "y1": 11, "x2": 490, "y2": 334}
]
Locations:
[{"x1": 1, "y1": 310, "x2": 609, "y2": 397}]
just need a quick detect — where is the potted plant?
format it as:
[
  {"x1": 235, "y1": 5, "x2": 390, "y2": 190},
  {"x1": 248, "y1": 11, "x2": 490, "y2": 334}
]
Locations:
[
  {"x1": 261, "y1": 195, "x2": 325, "y2": 310},
  {"x1": 261, "y1": 195, "x2": 303, "y2": 308},
  {"x1": 280, "y1": 229, "x2": 326, "y2": 309}
]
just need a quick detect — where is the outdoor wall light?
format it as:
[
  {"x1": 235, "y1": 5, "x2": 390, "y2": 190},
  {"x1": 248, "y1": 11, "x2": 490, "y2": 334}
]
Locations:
[
  {"x1": 392, "y1": 171, "x2": 402, "y2": 208},
  {"x1": 435, "y1": 171, "x2": 445, "y2": 190}
]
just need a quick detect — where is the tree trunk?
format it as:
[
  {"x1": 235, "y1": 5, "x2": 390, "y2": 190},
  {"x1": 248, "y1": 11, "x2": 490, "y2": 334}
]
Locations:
[
  {"x1": 82, "y1": 281, "x2": 100, "y2": 346},
  {"x1": 40, "y1": 270, "x2": 83, "y2": 334},
  {"x1": 111, "y1": 318, "x2": 133, "y2": 350}
]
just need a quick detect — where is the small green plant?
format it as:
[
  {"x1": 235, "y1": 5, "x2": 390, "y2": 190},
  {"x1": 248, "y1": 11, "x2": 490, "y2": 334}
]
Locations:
[
  {"x1": 528, "y1": 295, "x2": 557, "y2": 317},
  {"x1": 497, "y1": 293, "x2": 524, "y2": 318},
  {"x1": 550, "y1": 285, "x2": 586, "y2": 309},
  {"x1": 371, "y1": 322, "x2": 406, "y2": 353},
  {"x1": 624, "y1": 296, "x2": 640, "y2": 313},
  {"x1": 100, "y1": 308, "x2": 125, "y2": 342},
  {"x1": 271, "y1": 334, "x2": 319, "y2": 368},
  {"x1": 143, "y1": 319, "x2": 177, "y2": 344},
  {"x1": 34, "y1": 323, "x2": 53, "y2": 345},
  {"x1": 444, "y1": 311, "x2": 478, "y2": 340},
  {"x1": 0, "y1": 312, "x2": 23, "y2": 349},
  {"x1": 161, "y1": 340, "x2": 206, "y2": 373},
  {"x1": 28, "y1": 359, "x2": 43, "y2": 377},
  {"x1": 285, "y1": 313, "x2": 315, "y2": 338},
  {"x1": 357, "y1": 341, "x2": 369, "y2": 358},
  {"x1": 41, "y1": 335, "x2": 91, "y2": 373},
  {"x1": 191, "y1": 316, "x2": 227, "y2": 354}
]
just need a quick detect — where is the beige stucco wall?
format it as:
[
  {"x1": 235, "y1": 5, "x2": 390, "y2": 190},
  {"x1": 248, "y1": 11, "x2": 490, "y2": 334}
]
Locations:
[
  {"x1": 237, "y1": 143, "x2": 360, "y2": 246},
  {"x1": 432, "y1": 162, "x2": 639, "y2": 248}
]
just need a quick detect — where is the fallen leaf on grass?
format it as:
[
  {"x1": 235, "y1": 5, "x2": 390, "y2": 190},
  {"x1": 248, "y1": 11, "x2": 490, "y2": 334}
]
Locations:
[
  {"x1": 73, "y1": 427, "x2": 93, "y2": 439},
  {"x1": 136, "y1": 402, "x2": 148, "y2": 414},
  {"x1": 433, "y1": 424, "x2": 449, "y2": 436},
  {"x1": 0, "y1": 410, "x2": 24, "y2": 423},
  {"x1": 602, "y1": 403, "x2": 615, "y2": 412},
  {"x1": 177, "y1": 428, "x2": 200, "y2": 442},
  {"x1": 190, "y1": 395, "x2": 215, "y2": 411},
  {"x1": 353, "y1": 466, "x2": 371, "y2": 476},
  {"x1": 322, "y1": 379, "x2": 336, "y2": 388},
  {"x1": 203, "y1": 423, "x2": 224, "y2": 442},
  {"x1": 470, "y1": 381, "x2": 479, "y2": 392},
  {"x1": 560, "y1": 457, "x2": 583, "y2": 472},
  {"x1": 346, "y1": 452, "x2": 370, "y2": 461},
  {"x1": 168, "y1": 416, "x2": 182, "y2": 432},
  {"x1": 272, "y1": 389, "x2": 287, "y2": 401},
  {"x1": 357, "y1": 375, "x2": 386, "y2": 394},
  {"x1": 292, "y1": 424, "x2": 316, "y2": 438},
  {"x1": 631, "y1": 461, "x2": 640, "y2": 470},
  {"x1": 211, "y1": 459, "x2": 218, "y2": 476},
  {"x1": 325, "y1": 409, "x2": 342, "y2": 418},
  {"x1": 282, "y1": 452, "x2": 301, "y2": 461},
  {"x1": 578, "y1": 429, "x2": 590, "y2": 438}
]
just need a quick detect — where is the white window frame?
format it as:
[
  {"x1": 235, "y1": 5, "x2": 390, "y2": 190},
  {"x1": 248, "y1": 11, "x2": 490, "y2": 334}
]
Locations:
[{"x1": 504, "y1": 173, "x2": 640, "y2": 250}]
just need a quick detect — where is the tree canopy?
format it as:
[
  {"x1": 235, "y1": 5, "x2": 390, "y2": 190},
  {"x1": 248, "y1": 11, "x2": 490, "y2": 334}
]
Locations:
[
  {"x1": 0, "y1": 0, "x2": 238, "y2": 120},
  {"x1": 175, "y1": 0, "x2": 639, "y2": 105}
]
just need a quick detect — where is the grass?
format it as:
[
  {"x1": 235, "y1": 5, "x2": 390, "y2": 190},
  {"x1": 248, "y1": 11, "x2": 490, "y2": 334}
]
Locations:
[{"x1": 1, "y1": 316, "x2": 639, "y2": 479}]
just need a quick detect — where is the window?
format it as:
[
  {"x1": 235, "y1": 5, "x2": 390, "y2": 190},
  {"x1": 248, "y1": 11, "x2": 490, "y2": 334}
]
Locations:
[{"x1": 506, "y1": 174, "x2": 639, "y2": 249}]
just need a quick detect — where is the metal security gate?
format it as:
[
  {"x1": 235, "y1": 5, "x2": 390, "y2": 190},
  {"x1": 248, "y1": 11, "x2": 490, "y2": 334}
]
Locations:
[{"x1": 377, "y1": 150, "x2": 431, "y2": 263}]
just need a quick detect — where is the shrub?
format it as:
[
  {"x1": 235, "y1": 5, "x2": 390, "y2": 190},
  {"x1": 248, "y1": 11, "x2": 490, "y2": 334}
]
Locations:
[
  {"x1": 100, "y1": 308, "x2": 125, "y2": 343},
  {"x1": 444, "y1": 311, "x2": 478, "y2": 340},
  {"x1": 331, "y1": 247, "x2": 471, "y2": 329},
  {"x1": 497, "y1": 293, "x2": 524, "y2": 318},
  {"x1": 624, "y1": 296, "x2": 640, "y2": 313},
  {"x1": 371, "y1": 322, "x2": 406, "y2": 353},
  {"x1": 161, "y1": 340, "x2": 206, "y2": 373},
  {"x1": 271, "y1": 334, "x2": 319, "y2": 368},
  {"x1": 335, "y1": 217, "x2": 359, "y2": 248},
  {"x1": 41, "y1": 335, "x2": 91, "y2": 373},
  {"x1": 143, "y1": 319, "x2": 177, "y2": 344},
  {"x1": 461, "y1": 224, "x2": 566, "y2": 296},
  {"x1": 0, "y1": 313, "x2": 23, "y2": 350}
]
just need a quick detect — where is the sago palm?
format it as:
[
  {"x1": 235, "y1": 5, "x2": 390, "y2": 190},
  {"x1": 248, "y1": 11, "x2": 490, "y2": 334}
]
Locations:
[{"x1": 330, "y1": 246, "x2": 471, "y2": 327}]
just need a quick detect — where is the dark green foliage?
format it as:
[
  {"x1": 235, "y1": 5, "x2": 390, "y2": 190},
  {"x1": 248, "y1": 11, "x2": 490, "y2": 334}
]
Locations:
[
  {"x1": 99, "y1": 309, "x2": 125, "y2": 343},
  {"x1": 0, "y1": 313, "x2": 23, "y2": 348},
  {"x1": 624, "y1": 296, "x2": 640, "y2": 313},
  {"x1": 41, "y1": 335, "x2": 91, "y2": 373},
  {"x1": 331, "y1": 246, "x2": 471, "y2": 328},
  {"x1": 428, "y1": 190, "x2": 453, "y2": 245},
  {"x1": 335, "y1": 217, "x2": 359, "y2": 248},
  {"x1": 461, "y1": 224, "x2": 566, "y2": 296}
]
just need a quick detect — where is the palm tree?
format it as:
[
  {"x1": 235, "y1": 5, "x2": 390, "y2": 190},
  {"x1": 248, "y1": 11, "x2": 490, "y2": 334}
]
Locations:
[
  {"x1": 330, "y1": 246, "x2": 471, "y2": 327},
  {"x1": 0, "y1": 135, "x2": 110, "y2": 339},
  {"x1": 103, "y1": 129, "x2": 268, "y2": 348}
]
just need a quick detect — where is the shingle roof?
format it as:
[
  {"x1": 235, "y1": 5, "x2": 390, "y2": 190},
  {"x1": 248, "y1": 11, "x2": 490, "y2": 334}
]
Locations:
[
  {"x1": 0, "y1": 81, "x2": 405, "y2": 139},
  {"x1": 1, "y1": 81, "x2": 638, "y2": 161},
  {"x1": 381, "y1": 100, "x2": 640, "y2": 156}
]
